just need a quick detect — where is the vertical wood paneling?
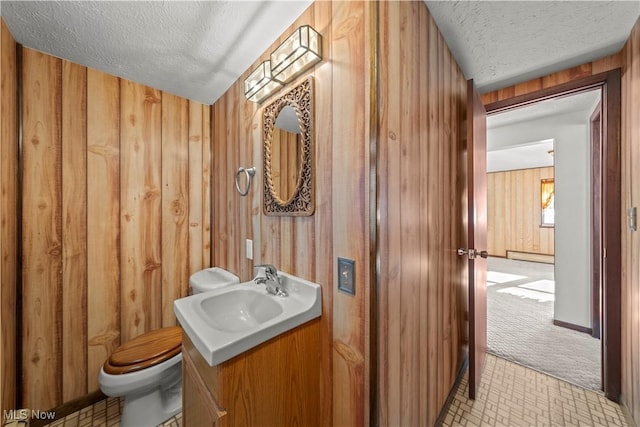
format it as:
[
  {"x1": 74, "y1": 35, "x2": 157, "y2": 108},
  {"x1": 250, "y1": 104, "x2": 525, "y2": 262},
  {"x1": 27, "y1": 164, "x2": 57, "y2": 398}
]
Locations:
[
  {"x1": 201, "y1": 105, "x2": 212, "y2": 267},
  {"x1": 0, "y1": 18, "x2": 18, "y2": 416},
  {"x1": 376, "y1": 1, "x2": 395, "y2": 423},
  {"x1": 22, "y1": 49, "x2": 62, "y2": 410},
  {"x1": 61, "y1": 60, "x2": 87, "y2": 401},
  {"x1": 210, "y1": 2, "x2": 468, "y2": 425},
  {"x1": 417, "y1": 4, "x2": 430, "y2": 424},
  {"x1": 398, "y1": 2, "x2": 419, "y2": 425},
  {"x1": 188, "y1": 101, "x2": 204, "y2": 275},
  {"x1": 226, "y1": 86, "x2": 241, "y2": 276},
  {"x1": 487, "y1": 167, "x2": 555, "y2": 257},
  {"x1": 621, "y1": 16, "x2": 640, "y2": 425},
  {"x1": 17, "y1": 45, "x2": 211, "y2": 410},
  {"x1": 86, "y1": 68, "x2": 121, "y2": 392},
  {"x1": 377, "y1": 2, "x2": 466, "y2": 426},
  {"x1": 120, "y1": 81, "x2": 162, "y2": 342},
  {"x1": 209, "y1": 2, "x2": 369, "y2": 425},
  {"x1": 161, "y1": 94, "x2": 189, "y2": 326},
  {"x1": 331, "y1": 2, "x2": 370, "y2": 426},
  {"x1": 311, "y1": 4, "x2": 334, "y2": 424}
]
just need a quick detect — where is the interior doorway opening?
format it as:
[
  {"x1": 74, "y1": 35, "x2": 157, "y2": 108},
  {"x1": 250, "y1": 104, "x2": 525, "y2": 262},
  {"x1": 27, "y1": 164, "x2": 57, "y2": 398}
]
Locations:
[{"x1": 485, "y1": 88, "x2": 603, "y2": 391}]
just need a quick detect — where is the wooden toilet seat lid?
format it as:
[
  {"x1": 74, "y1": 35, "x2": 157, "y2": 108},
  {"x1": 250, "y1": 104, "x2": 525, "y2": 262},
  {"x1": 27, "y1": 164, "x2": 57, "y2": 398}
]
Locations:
[{"x1": 104, "y1": 326, "x2": 182, "y2": 375}]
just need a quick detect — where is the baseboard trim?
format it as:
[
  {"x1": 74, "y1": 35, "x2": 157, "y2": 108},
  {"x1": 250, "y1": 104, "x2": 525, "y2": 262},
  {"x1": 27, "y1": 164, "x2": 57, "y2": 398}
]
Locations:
[
  {"x1": 28, "y1": 390, "x2": 107, "y2": 427},
  {"x1": 435, "y1": 353, "x2": 469, "y2": 426},
  {"x1": 619, "y1": 395, "x2": 637, "y2": 427},
  {"x1": 506, "y1": 250, "x2": 554, "y2": 264},
  {"x1": 553, "y1": 319, "x2": 593, "y2": 335}
]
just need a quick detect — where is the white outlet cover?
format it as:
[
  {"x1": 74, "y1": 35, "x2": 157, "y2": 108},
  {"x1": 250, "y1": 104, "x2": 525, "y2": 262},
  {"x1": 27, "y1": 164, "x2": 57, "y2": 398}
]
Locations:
[{"x1": 246, "y1": 239, "x2": 253, "y2": 260}]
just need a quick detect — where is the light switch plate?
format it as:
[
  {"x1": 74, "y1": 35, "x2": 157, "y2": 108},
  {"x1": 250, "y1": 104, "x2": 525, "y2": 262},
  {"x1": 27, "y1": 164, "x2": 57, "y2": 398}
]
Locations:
[
  {"x1": 338, "y1": 257, "x2": 355, "y2": 296},
  {"x1": 246, "y1": 239, "x2": 253, "y2": 260}
]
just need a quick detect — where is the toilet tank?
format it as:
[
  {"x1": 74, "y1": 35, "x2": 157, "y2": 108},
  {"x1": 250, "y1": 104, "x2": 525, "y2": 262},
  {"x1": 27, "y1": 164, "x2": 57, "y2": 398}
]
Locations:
[{"x1": 189, "y1": 267, "x2": 240, "y2": 295}]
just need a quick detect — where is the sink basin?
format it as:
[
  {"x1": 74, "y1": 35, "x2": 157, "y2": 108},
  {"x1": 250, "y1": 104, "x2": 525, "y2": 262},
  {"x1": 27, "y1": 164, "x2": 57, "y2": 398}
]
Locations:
[
  {"x1": 174, "y1": 271, "x2": 322, "y2": 366},
  {"x1": 201, "y1": 288, "x2": 283, "y2": 333}
]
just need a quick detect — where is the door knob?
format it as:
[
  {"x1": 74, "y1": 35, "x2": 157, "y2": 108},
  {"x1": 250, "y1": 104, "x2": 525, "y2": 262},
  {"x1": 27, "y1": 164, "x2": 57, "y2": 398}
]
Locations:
[{"x1": 457, "y1": 248, "x2": 489, "y2": 259}]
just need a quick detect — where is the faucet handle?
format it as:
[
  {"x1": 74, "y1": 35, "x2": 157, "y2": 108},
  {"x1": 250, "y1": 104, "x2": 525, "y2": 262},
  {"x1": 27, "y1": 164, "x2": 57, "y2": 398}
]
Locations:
[{"x1": 254, "y1": 264, "x2": 278, "y2": 276}]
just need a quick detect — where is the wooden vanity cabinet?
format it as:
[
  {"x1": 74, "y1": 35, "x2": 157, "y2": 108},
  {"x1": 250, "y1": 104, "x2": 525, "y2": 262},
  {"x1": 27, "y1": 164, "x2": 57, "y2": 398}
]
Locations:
[{"x1": 181, "y1": 318, "x2": 321, "y2": 427}]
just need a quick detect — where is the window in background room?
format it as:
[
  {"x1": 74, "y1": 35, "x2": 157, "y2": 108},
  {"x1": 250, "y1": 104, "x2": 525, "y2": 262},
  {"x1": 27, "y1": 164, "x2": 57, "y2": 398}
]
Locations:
[{"x1": 541, "y1": 178, "x2": 555, "y2": 226}]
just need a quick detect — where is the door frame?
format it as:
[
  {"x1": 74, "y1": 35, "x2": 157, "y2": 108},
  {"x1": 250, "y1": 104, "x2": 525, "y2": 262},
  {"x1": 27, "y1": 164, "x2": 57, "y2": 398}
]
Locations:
[
  {"x1": 590, "y1": 103, "x2": 602, "y2": 340},
  {"x1": 484, "y1": 69, "x2": 621, "y2": 402}
]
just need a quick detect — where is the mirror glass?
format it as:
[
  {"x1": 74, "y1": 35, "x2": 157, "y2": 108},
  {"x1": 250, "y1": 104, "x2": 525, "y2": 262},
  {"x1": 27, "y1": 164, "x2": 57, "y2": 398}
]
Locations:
[
  {"x1": 263, "y1": 77, "x2": 314, "y2": 216},
  {"x1": 272, "y1": 106, "x2": 302, "y2": 203}
]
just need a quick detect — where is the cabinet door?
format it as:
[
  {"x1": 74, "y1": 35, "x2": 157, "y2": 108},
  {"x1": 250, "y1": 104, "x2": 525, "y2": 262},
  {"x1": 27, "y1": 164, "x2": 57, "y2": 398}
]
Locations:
[{"x1": 182, "y1": 343, "x2": 226, "y2": 426}]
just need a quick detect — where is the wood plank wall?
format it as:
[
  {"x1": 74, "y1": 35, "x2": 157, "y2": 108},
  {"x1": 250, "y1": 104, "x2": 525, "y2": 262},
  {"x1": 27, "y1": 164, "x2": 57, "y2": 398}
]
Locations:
[
  {"x1": 487, "y1": 167, "x2": 555, "y2": 257},
  {"x1": 377, "y1": 2, "x2": 467, "y2": 426},
  {"x1": 621, "y1": 16, "x2": 640, "y2": 425},
  {"x1": 210, "y1": 2, "x2": 372, "y2": 425},
  {"x1": 19, "y1": 47, "x2": 211, "y2": 410},
  {"x1": 0, "y1": 19, "x2": 18, "y2": 416}
]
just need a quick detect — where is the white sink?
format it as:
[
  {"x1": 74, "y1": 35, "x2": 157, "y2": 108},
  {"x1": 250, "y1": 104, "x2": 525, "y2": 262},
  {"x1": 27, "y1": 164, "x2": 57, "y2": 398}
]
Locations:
[
  {"x1": 201, "y1": 288, "x2": 283, "y2": 332},
  {"x1": 174, "y1": 271, "x2": 322, "y2": 366}
]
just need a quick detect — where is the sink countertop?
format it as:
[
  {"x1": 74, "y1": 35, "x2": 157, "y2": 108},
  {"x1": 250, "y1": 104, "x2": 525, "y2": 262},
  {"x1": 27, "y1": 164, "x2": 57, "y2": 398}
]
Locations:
[{"x1": 174, "y1": 272, "x2": 322, "y2": 366}]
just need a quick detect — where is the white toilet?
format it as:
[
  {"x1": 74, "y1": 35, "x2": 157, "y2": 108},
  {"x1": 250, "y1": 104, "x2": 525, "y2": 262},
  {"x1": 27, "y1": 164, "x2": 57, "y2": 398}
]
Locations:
[{"x1": 98, "y1": 268, "x2": 239, "y2": 426}]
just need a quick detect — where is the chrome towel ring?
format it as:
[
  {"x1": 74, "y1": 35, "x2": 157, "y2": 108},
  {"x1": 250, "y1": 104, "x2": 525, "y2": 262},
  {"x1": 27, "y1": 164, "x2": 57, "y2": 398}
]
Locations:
[{"x1": 235, "y1": 166, "x2": 256, "y2": 196}]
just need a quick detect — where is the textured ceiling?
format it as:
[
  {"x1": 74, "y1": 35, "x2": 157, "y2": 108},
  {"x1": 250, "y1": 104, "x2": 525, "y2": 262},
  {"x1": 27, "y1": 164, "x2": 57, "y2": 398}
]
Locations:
[
  {"x1": 487, "y1": 89, "x2": 601, "y2": 172},
  {"x1": 1, "y1": 1, "x2": 312, "y2": 105},
  {"x1": 2, "y1": 1, "x2": 638, "y2": 105},
  {"x1": 425, "y1": 1, "x2": 640, "y2": 93}
]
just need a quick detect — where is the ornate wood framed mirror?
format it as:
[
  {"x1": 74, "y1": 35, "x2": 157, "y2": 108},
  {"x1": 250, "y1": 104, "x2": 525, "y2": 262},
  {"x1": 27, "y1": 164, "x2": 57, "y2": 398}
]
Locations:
[{"x1": 263, "y1": 77, "x2": 314, "y2": 216}]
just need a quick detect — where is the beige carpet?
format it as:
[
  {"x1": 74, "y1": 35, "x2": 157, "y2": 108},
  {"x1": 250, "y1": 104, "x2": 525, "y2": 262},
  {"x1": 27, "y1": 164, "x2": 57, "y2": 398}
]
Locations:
[{"x1": 486, "y1": 258, "x2": 601, "y2": 391}]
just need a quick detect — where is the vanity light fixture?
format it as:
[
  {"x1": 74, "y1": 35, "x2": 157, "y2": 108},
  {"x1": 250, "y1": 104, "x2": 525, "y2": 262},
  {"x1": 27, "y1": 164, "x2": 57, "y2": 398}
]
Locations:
[
  {"x1": 244, "y1": 25, "x2": 322, "y2": 103},
  {"x1": 244, "y1": 60, "x2": 282, "y2": 103},
  {"x1": 271, "y1": 25, "x2": 322, "y2": 84}
]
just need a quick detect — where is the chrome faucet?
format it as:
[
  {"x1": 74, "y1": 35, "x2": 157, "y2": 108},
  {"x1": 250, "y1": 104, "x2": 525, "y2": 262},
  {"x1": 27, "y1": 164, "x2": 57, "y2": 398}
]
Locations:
[{"x1": 254, "y1": 264, "x2": 288, "y2": 297}]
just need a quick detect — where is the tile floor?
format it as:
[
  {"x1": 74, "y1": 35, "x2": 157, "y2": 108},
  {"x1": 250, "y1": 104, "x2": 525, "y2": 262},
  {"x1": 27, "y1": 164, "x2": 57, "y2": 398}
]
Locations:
[
  {"x1": 440, "y1": 355, "x2": 632, "y2": 427},
  {"x1": 42, "y1": 398, "x2": 181, "y2": 427},
  {"x1": 41, "y1": 355, "x2": 631, "y2": 427}
]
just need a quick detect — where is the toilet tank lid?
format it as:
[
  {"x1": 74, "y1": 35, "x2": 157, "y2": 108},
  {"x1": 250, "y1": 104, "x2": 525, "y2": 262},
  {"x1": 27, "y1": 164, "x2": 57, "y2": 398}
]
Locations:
[{"x1": 189, "y1": 267, "x2": 240, "y2": 289}]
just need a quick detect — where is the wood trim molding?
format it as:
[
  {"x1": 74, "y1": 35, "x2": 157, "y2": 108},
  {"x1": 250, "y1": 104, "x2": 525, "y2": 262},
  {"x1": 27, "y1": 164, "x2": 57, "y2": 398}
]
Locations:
[
  {"x1": 552, "y1": 319, "x2": 593, "y2": 335},
  {"x1": 485, "y1": 71, "x2": 618, "y2": 115},
  {"x1": 590, "y1": 103, "x2": 603, "y2": 340},
  {"x1": 485, "y1": 68, "x2": 622, "y2": 401}
]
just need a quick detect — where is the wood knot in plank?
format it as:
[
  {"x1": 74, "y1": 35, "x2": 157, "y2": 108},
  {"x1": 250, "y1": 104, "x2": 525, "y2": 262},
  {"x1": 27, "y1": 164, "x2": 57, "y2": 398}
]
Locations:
[{"x1": 334, "y1": 340, "x2": 364, "y2": 365}]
